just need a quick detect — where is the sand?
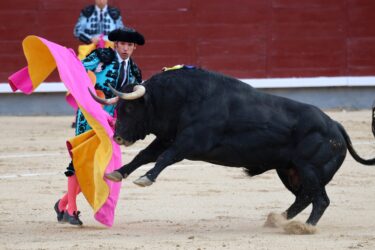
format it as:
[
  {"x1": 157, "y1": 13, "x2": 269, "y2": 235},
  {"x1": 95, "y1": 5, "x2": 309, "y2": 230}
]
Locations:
[{"x1": 0, "y1": 110, "x2": 375, "y2": 249}]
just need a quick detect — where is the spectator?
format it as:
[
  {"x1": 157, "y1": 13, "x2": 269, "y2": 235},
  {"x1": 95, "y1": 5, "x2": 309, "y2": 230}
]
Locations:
[
  {"x1": 54, "y1": 27, "x2": 145, "y2": 226},
  {"x1": 74, "y1": 0, "x2": 125, "y2": 59}
]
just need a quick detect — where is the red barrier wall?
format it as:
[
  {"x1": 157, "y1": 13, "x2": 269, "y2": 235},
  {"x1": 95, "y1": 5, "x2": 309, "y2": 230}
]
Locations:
[{"x1": 1, "y1": 0, "x2": 375, "y2": 82}]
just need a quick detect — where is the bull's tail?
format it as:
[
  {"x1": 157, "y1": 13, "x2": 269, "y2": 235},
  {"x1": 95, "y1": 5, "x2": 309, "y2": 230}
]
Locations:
[
  {"x1": 337, "y1": 122, "x2": 375, "y2": 165},
  {"x1": 372, "y1": 100, "x2": 375, "y2": 137}
]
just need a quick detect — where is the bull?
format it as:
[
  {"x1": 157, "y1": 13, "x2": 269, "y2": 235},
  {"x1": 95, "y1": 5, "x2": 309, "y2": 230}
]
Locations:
[{"x1": 90, "y1": 68, "x2": 375, "y2": 233}]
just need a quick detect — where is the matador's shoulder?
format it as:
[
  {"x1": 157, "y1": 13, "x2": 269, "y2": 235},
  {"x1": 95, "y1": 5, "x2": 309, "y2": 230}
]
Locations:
[
  {"x1": 81, "y1": 5, "x2": 95, "y2": 18},
  {"x1": 92, "y1": 48, "x2": 116, "y2": 64},
  {"x1": 108, "y1": 6, "x2": 121, "y2": 20}
]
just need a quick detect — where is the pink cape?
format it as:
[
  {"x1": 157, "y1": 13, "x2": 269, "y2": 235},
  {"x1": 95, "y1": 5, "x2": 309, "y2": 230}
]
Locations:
[{"x1": 8, "y1": 36, "x2": 122, "y2": 227}]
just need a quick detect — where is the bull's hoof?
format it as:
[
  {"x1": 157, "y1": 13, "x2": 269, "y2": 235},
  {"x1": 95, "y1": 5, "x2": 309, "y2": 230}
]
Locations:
[
  {"x1": 264, "y1": 212, "x2": 287, "y2": 228},
  {"x1": 133, "y1": 175, "x2": 153, "y2": 187},
  {"x1": 105, "y1": 171, "x2": 126, "y2": 182},
  {"x1": 283, "y1": 221, "x2": 317, "y2": 235}
]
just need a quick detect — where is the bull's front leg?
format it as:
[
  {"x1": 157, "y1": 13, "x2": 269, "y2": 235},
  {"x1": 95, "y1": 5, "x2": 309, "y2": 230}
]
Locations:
[
  {"x1": 133, "y1": 148, "x2": 183, "y2": 187},
  {"x1": 105, "y1": 138, "x2": 169, "y2": 182},
  {"x1": 134, "y1": 126, "x2": 219, "y2": 187}
]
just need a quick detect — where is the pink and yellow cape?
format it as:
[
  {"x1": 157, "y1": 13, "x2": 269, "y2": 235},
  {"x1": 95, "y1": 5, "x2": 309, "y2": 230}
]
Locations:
[{"x1": 8, "y1": 35, "x2": 121, "y2": 227}]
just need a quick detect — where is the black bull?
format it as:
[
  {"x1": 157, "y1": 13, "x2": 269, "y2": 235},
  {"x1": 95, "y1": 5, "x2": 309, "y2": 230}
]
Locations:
[{"x1": 93, "y1": 68, "x2": 375, "y2": 227}]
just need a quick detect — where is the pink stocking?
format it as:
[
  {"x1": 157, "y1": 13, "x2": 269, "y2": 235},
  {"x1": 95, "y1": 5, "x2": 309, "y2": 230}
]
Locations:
[
  {"x1": 58, "y1": 177, "x2": 81, "y2": 212},
  {"x1": 67, "y1": 175, "x2": 81, "y2": 215},
  {"x1": 58, "y1": 193, "x2": 68, "y2": 212}
]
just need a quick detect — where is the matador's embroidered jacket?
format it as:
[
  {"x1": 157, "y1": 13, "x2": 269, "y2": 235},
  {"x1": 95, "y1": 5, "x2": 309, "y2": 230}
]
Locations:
[
  {"x1": 74, "y1": 5, "x2": 125, "y2": 44},
  {"x1": 75, "y1": 48, "x2": 142, "y2": 135}
]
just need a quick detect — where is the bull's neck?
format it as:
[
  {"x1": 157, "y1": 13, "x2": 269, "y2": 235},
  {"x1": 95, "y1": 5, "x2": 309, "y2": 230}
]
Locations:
[
  {"x1": 146, "y1": 91, "x2": 180, "y2": 140},
  {"x1": 148, "y1": 109, "x2": 176, "y2": 140}
]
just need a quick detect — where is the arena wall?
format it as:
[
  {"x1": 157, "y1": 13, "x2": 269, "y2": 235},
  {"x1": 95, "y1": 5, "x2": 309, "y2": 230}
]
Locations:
[
  {"x1": 1, "y1": 0, "x2": 375, "y2": 113},
  {"x1": 1, "y1": 0, "x2": 375, "y2": 80}
]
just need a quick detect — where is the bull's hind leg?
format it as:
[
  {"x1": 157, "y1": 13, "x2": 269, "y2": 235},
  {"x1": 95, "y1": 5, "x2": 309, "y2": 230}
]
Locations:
[
  {"x1": 282, "y1": 186, "x2": 329, "y2": 235},
  {"x1": 276, "y1": 168, "x2": 326, "y2": 222},
  {"x1": 290, "y1": 142, "x2": 344, "y2": 227},
  {"x1": 265, "y1": 168, "x2": 311, "y2": 228},
  {"x1": 266, "y1": 166, "x2": 329, "y2": 234},
  {"x1": 267, "y1": 130, "x2": 345, "y2": 233},
  {"x1": 305, "y1": 188, "x2": 330, "y2": 225},
  {"x1": 285, "y1": 190, "x2": 312, "y2": 220},
  {"x1": 284, "y1": 146, "x2": 345, "y2": 234},
  {"x1": 286, "y1": 165, "x2": 330, "y2": 234}
]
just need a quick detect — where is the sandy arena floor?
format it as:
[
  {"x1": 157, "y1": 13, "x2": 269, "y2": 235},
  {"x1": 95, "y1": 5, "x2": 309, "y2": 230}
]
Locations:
[{"x1": 0, "y1": 110, "x2": 375, "y2": 249}]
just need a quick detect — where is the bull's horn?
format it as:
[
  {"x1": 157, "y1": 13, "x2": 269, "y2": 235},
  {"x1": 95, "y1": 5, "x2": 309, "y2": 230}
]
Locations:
[
  {"x1": 88, "y1": 87, "x2": 119, "y2": 105},
  {"x1": 108, "y1": 84, "x2": 146, "y2": 100}
]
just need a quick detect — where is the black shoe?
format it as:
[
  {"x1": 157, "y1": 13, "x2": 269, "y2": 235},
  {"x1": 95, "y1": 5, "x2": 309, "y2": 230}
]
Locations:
[
  {"x1": 64, "y1": 211, "x2": 83, "y2": 226},
  {"x1": 54, "y1": 200, "x2": 65, "y2": 223}
]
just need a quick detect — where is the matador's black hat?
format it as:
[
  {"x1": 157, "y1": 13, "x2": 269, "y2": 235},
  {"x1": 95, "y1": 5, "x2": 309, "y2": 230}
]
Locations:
[{"x1": 108, "y1": 27, "x2": 145, "y2": 45}]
